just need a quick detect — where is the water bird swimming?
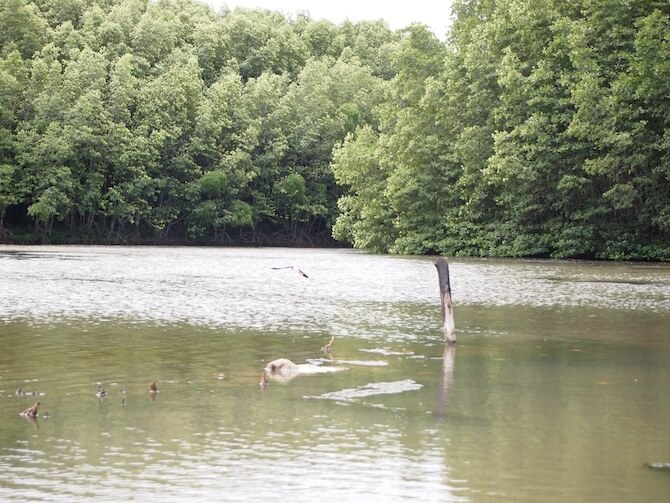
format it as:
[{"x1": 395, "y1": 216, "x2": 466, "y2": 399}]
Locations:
[
  {"x1": 270, "y1": 266, "x2": 309, "y2": 278},
  {"x1": 14, "y1": 386, "x2": 44, "y2": 397},
  {"x1": 20, "y1": 401, "x2": 40, "y2": 418},
  {"x1": 95, "y1": 385, "x2": 107, "y2": 398},
  {"x1": 149, "y1": 380, "x2": 158, "y2": 401}
]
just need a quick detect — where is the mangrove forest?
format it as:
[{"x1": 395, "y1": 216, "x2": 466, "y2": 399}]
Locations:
[{"x1": 0, "y1": 0, "x2": 669, "y2": 259}]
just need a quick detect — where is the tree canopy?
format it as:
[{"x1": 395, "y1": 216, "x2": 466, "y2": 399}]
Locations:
[
  {"x1": 333, "y1": 0, "x2": 670, "y2": 260},
  {"x1": 0, "y1": 0, "x2": 396, "y2": 245},
  {"x1": 1, "y1": 0, "x2": 668, "y2": 260}
]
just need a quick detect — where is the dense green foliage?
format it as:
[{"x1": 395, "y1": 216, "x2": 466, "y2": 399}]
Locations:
[
  {"x1": 1, "y1": 0, "x2": 669, "y2": 259},
  {"x1": 334, "y1": 0, "x2": 670, "y2": 260},
  {"x1": 0, "y1": 0, "x2": 397, "y2": 245}
]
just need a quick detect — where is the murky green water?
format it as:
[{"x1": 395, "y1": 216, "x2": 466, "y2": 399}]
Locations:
[{"x1": 0, "y1": 245, "x2": 669, "y2": 501}]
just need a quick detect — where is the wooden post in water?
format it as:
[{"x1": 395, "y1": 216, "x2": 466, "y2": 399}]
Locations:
[{"x1": 434, "y1": 258, "x2": 456, "y2": 344}]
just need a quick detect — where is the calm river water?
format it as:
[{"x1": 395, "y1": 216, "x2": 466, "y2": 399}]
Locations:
[{"x1": 0, "y1": 245, "x2": 669, "y2": 502}]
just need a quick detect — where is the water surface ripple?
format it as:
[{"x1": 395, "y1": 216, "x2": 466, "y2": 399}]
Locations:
[
  {"x1": 2, "y1": 246, "x2": 669, "y2": 331},
  {"x1": 1, "y1": 246, "x2": 669, "y2": 502}
]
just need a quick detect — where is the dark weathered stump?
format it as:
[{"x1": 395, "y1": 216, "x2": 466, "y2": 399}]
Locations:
[{"x1": 434, "y1": 258, "x2": 456, "y2": 344}]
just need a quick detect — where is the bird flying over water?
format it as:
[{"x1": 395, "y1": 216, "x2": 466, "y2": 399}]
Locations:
[{"x1": 271, "y1": 266, "x2": 309, "y2": 278}]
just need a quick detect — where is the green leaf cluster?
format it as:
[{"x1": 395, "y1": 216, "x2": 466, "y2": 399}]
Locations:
[
  {"x1": 333, "y1": 0, "x2": 670, "y2": 260},
  {"x1": 0, "y1": 0, "x2": 395, "y2": 245}
]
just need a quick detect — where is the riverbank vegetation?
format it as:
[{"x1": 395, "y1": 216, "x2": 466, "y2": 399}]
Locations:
[{"x1": 1, "y1": 0, "x2": 668, "y2": 259}]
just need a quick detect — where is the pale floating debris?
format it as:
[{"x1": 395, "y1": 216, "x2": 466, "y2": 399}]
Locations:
[
  {"x1": 303, "y1": 358, "x2": 325, "y2": 366},
  {"x1": 647, "y1": 462, "x2": 670, "y2": 471},
  {"x1": 309, "y1": 379, "x2": 422, "y2": 402},
  {"x1": 306, "y1": 358, "x2": 388, "y2": 367},
  {"x1": 263, "y1": 359, "x2": 347, "y2": 383},
  {"x1": 359, "y1": 348, "x2": 414, "y2": 356},
  {"x1": 294, "y1": 364, "x2": 346, "y2": 375},
  {"x1": 334, "y1": 359, "x2": 389, "y2": 367}
]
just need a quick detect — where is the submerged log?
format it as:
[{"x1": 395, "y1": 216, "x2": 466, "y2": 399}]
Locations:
[
  {"x1": 260, "y1": 358, "x2": 346, "y2": 386},
  {"x1": 434, "y1": 258, "x2": 456, "y2": 344}
]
